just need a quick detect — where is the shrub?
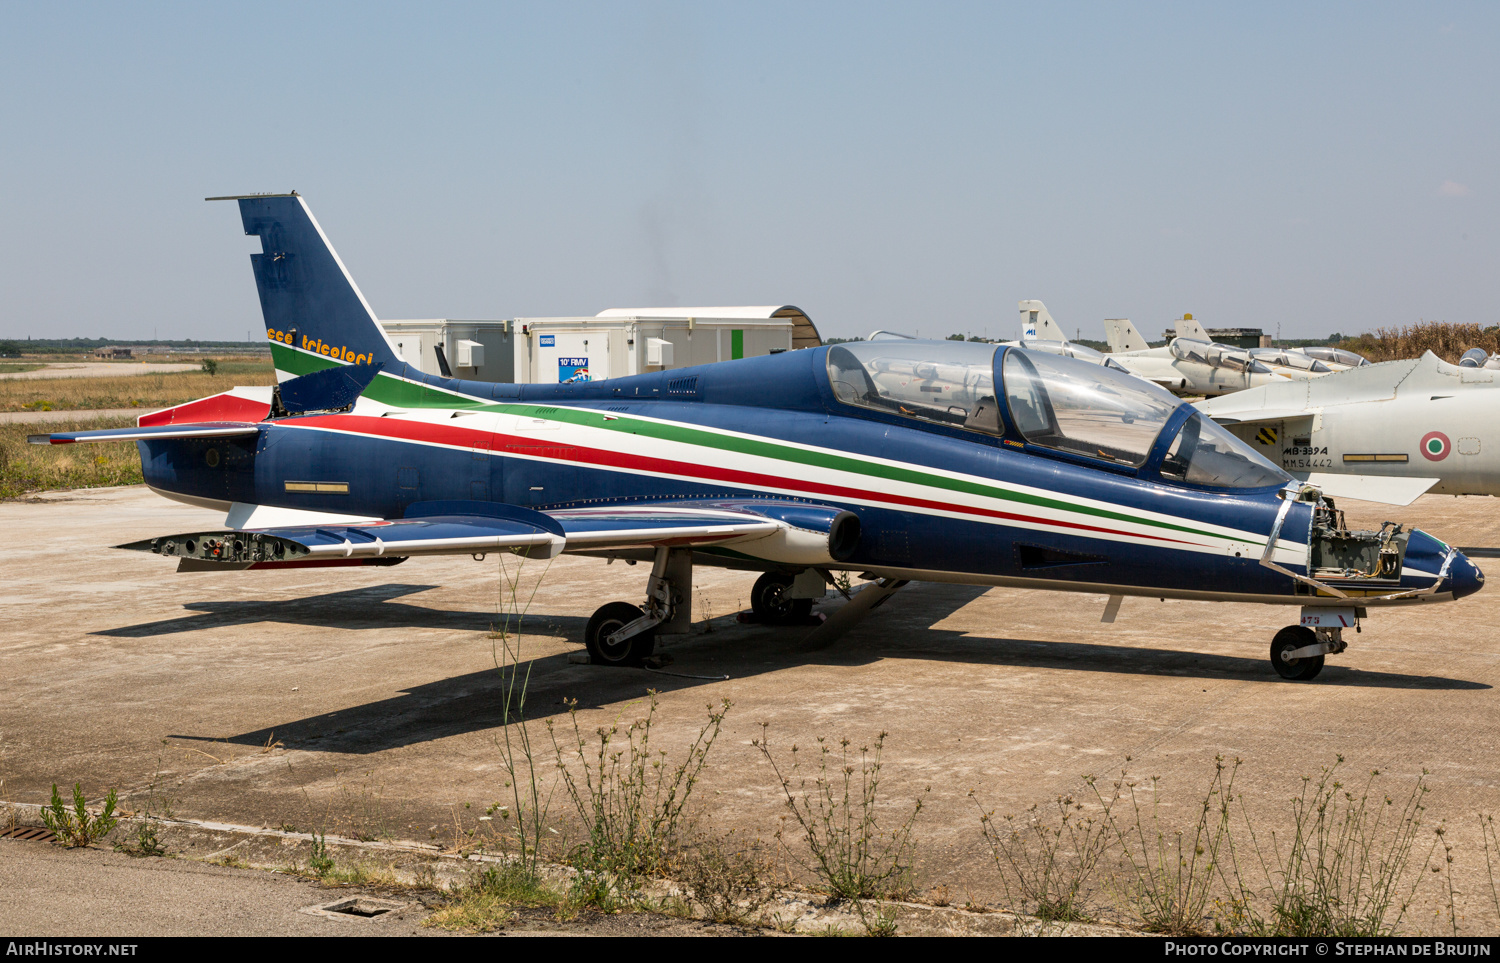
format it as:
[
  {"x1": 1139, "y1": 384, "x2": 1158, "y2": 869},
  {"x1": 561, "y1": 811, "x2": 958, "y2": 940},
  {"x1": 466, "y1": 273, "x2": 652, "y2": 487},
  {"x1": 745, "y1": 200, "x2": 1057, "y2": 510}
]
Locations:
[
  {"x1": 550, "y1": 693, "x2": 730, "y2": 905},
  {"x1": 755, "y1": 727, "x2": 926, "y2": 901}
]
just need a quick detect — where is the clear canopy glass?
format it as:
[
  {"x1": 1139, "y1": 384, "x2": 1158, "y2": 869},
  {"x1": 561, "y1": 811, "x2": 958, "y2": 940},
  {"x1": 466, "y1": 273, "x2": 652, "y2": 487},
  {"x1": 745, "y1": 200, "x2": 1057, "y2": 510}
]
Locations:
[
  {"x1": 826, "y1": 341, "x2": 1289, "y2": 487},
  {"x1": 1250, "y1": 348, "x2": 1331, "y2": 373},
  {"x1": 1160, "y1": 413, "x2": 1290, "y2": 488},
  {"x1": 1001, "y1": 350, "x2": 1180, "y2": 467},
  {"x1": 1169, "y1": 338, "x2": 1273, "y2": 374},
  {"x1": 1298, "y1": 346, "x2": 1370, "y2": 368},
  {"x1": 826, "y1": 341, "x2": 1001, "y2": 432}
]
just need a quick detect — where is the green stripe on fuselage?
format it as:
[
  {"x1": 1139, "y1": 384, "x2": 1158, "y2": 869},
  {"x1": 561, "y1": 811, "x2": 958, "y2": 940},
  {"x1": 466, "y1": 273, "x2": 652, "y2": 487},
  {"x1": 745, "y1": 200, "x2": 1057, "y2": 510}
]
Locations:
[
  {"x1": 269, "y1": 343, "x2": 485, "y2": 408},
  {"x1": 483, "y1": 401, "x2": 1215, "y2": 541},
  {"x1": 266, "y1": 342, "x2": 1219, "y2": 542}
]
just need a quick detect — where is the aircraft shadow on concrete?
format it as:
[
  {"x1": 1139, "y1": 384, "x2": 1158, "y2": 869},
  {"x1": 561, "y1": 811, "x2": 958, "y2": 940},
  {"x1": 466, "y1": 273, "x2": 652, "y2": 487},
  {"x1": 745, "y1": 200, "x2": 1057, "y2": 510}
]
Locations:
[
  {"x1": 90, "y1": 584, "x2": 586, "y2": 638},
  {"x1": 168, "y1": 582, "x2": 1487, "y2": 756}
]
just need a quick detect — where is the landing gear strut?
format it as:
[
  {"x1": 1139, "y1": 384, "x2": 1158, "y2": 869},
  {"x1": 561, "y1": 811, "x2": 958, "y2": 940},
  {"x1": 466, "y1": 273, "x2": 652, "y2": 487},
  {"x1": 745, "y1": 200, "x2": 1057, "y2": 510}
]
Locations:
[{"x1": 584, "y1": 547, "x2": 692, "y2": 667}]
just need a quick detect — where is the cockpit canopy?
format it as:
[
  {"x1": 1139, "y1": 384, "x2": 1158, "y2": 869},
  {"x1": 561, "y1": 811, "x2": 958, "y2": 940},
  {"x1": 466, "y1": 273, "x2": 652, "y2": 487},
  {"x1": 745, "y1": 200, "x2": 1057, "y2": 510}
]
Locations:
[
  {"x1": 1250, "y1": 348, "x2": 1332, "y2": 373},
  {"x1": 826, "y1": 341, "x2": 1289, "y2": 489},
  {"x1": 1298, "y1": 345, "x2": 1370, "y2": 368}
]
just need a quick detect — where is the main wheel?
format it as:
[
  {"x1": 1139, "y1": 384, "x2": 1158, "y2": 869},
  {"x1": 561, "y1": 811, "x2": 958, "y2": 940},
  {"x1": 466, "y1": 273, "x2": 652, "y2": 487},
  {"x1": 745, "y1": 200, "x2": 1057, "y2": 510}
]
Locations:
[
  {"x1": 751, "y1": 572, "x2": 813, "y2": 625},
  {"x1": 1271, "y1": 625, "x2": 1324, "y2": 681},
  {"x1": 584, "y1": 601, "x2": 656, "y2": 667}
]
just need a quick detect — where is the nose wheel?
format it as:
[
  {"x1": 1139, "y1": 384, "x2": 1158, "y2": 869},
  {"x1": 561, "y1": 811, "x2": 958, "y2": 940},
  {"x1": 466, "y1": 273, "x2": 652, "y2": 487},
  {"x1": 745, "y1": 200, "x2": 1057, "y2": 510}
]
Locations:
[{"x1": 1271, "y1": 626, "x2": 1324, "y2": 680}]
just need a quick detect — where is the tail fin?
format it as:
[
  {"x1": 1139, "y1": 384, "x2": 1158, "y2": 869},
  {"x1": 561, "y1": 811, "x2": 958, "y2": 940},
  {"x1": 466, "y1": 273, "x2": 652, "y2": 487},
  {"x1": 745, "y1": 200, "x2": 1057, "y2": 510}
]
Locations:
[
  {"x1": 1174, "y1": 314, "x2": 1211, "y2": 341},
  {"x1": 1018, "y1": 300, "x2": 1068, "y2": 342},
  {"x1": 212, "y1": 193, "x2": 400, "y2": 382},
  {"x1": 1103, "y1": 318, "x2": 1151, "y2": 353}
]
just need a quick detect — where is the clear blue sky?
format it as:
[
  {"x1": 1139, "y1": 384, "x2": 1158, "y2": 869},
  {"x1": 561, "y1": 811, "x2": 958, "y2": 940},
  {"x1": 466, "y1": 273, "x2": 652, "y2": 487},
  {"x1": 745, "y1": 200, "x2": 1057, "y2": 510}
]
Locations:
[{"x1": 1, "y1": 1, "x2": 1495, "y2": 342}]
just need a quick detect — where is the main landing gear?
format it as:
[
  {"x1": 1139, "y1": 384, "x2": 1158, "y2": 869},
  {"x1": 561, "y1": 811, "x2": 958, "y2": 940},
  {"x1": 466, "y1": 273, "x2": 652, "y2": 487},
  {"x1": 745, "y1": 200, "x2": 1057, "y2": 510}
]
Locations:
[
  {"x1": 1270, "y1": 608, "x2": 1356, "y2": 681},
  {"x1": 750, "y1": 572, "x2": 813, "y2": 625},
  {"x1": 584, "y1": 546, "x2": 693, "y2": 667}
]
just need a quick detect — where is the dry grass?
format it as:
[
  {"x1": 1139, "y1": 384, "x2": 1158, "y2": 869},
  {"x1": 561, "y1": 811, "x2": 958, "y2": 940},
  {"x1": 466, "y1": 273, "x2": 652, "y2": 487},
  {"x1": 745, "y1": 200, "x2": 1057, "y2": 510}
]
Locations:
[
  {"x1": 1340, "y1": 322, "x2": 1500, "y2": 364},
  {"x1": 0, "y1": 417, "x2": 142, "y2": 498},
  {"x1": 0, "y1": 356, "x2": 275, "y2": 412}
]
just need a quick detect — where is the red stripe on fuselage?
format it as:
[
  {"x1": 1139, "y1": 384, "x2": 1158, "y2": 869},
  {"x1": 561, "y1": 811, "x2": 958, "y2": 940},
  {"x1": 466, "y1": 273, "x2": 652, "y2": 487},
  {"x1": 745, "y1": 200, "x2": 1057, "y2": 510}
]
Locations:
[{"x1": 286, "y1": 413, "x2": 1201, "y2": 547}]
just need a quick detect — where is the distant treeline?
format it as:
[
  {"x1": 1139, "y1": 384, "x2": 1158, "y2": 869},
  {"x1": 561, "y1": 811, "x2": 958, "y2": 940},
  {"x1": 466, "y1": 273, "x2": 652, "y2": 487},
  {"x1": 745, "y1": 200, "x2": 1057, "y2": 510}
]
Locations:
[
  {"x1": 0, "y1": 337, "x2": 268, "y2": 355},
  {"x1": 1339, "y1": 322, "x2": 1500, "y2": 364}
]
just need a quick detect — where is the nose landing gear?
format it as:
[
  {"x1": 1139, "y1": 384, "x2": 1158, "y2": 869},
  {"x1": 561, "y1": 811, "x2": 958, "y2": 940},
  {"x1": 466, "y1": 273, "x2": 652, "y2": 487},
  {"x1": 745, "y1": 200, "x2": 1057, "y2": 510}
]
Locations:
[{"x1": 1270, "y1": 608, "x2": 1356, "y2": 681}]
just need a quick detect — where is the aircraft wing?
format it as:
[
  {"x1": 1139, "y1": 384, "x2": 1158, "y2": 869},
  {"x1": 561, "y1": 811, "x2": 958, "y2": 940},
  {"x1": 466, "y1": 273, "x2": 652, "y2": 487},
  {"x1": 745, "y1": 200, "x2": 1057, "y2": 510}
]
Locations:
[
  {"x1": 1292, "y1": 472, "x2": 1440, "y2": 506},
  {"x1": 1194, "y1": 408, "x2": 1315, "y2": 426},
  {"x1": 29, "y1": 423, "x2": 261, "y2": 445}
]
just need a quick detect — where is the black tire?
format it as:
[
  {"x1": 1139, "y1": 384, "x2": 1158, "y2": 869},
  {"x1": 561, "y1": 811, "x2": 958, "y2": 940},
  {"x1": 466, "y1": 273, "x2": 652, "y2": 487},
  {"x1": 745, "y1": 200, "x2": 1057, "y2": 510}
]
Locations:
[
  {"x1": 584, "y1": 601, "x2": 656, "y2": 667},
  {"x1": 751, "y1": 572, "x2": 813, "y2": 625},
  {"x1": 1271, "y1": 625, "x2": 1324, "y2": 681}
]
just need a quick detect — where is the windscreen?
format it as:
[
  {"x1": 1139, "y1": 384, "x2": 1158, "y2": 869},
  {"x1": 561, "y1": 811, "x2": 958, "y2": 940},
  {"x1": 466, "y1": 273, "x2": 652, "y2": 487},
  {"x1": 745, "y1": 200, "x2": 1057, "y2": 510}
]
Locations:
[
  {"x1": 1002, "y1": 350, "x2": 1180, "y2": 467},
  {"x1": 1159, "y1": 413, "x2": 1291, "y2": 489}
]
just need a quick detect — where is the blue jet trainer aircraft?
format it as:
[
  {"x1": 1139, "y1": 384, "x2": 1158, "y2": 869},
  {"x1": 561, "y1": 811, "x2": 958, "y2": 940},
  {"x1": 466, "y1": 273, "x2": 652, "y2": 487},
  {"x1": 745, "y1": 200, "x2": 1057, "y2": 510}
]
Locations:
[{"x1": 33, "y1": 194, "x2": 1484, "y2": 681}]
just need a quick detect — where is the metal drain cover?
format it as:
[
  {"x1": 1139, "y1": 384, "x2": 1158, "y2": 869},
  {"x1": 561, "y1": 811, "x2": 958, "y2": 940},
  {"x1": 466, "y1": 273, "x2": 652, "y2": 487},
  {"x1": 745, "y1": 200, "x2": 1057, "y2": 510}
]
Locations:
[
  {"x1": 302, "y1": 897, "x2": 407, "y2": 920},
  {"x1": 1, "y1": 826, "x2": 58, "y2": 843}
]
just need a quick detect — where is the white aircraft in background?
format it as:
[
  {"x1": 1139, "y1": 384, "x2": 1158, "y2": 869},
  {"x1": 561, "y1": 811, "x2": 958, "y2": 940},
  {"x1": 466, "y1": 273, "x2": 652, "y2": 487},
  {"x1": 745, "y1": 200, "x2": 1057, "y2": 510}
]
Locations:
[
  {"x1": 1098, "y1": 315, "x2": 1288, "y2": 397},
  {"x1": 1171, "y1": 316, "x2": 1372, "y2": 380},
  {"x1": 1286, "y1": 345, "x2": 1370, "y2": 372},
  {"x1": 1170, "y1": 316, "x2": 1331, "y2": 383},
  {"x1": 1198, "y1": 350, "x2": 1500, "y2": 506},
  {"x1": 1011, "y1": 300, "x2": 1135, "y2": 371}
]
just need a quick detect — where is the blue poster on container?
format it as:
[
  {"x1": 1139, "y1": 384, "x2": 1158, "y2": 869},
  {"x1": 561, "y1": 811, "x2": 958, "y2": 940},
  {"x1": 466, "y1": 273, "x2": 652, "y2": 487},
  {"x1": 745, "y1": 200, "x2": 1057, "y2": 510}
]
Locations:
[
  {"x1": 559, "y1": 357, "x2": 591, "y2": 383},
  {"x1": 540, "y1": 335, "x2": 556, "y2": 347}
]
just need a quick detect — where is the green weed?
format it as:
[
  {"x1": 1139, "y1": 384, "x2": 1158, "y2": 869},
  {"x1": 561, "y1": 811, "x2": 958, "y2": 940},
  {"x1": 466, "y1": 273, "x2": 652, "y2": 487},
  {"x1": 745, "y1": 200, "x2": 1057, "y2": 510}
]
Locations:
[{"x1": 41, "y1": 782, "x2": 119, "y2": 848}]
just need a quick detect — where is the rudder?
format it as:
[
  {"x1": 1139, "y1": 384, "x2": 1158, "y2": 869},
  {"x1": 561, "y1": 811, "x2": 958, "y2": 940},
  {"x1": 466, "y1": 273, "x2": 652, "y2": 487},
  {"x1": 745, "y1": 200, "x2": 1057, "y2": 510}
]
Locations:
[
  {"x1": 1103, "y1": 318, "x2": 1151, "y2": 353},
  {"x1": 214, "y1": 193, "x2": 400, "y2": 381},
  {"x1": 1018, "y1": 300, "x2": 1068, "y2": 342}
]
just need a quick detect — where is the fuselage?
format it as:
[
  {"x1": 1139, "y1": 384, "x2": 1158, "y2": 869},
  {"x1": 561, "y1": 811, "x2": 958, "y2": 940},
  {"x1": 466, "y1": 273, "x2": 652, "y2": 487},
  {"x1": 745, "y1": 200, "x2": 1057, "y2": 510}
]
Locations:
[
  {"x1": 137, "y1": 344, "x2": 1481, "y2": 607},
  {"x1": 1202, "y1": 352, "x2": 1500, "y2": 496}
]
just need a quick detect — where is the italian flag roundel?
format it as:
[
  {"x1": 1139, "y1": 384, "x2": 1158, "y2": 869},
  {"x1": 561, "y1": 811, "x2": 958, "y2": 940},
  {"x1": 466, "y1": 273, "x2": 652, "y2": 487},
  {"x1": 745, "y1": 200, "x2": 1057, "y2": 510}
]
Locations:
[{"x1": 1421, "y1": 431, "x2": 1451, "y2": 461}]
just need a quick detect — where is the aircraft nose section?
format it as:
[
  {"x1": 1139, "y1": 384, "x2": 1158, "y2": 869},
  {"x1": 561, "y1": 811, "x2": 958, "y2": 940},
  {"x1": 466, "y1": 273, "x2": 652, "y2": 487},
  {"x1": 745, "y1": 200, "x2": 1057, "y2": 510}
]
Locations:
[
  {"x1": 1408, "y1": 529, "x2": 1485, "y2": 600},
  {"x1": 1448, "y1": 549, "x2": 1485, "y2": 600}
]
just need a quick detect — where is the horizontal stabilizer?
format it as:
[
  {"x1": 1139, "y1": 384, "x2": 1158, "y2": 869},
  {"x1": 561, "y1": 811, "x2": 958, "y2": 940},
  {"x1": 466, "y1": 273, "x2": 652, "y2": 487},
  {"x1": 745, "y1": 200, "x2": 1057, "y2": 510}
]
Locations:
[
  {"x1": 139, "y1": 387, "x2": 273, "y2": 427},
  {"x1": 30, "y1": 423, "x2": 260, "y2": 445},
  {"x1": 1295, "y1": 472, "x2": 1440, "y2": 506}
]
